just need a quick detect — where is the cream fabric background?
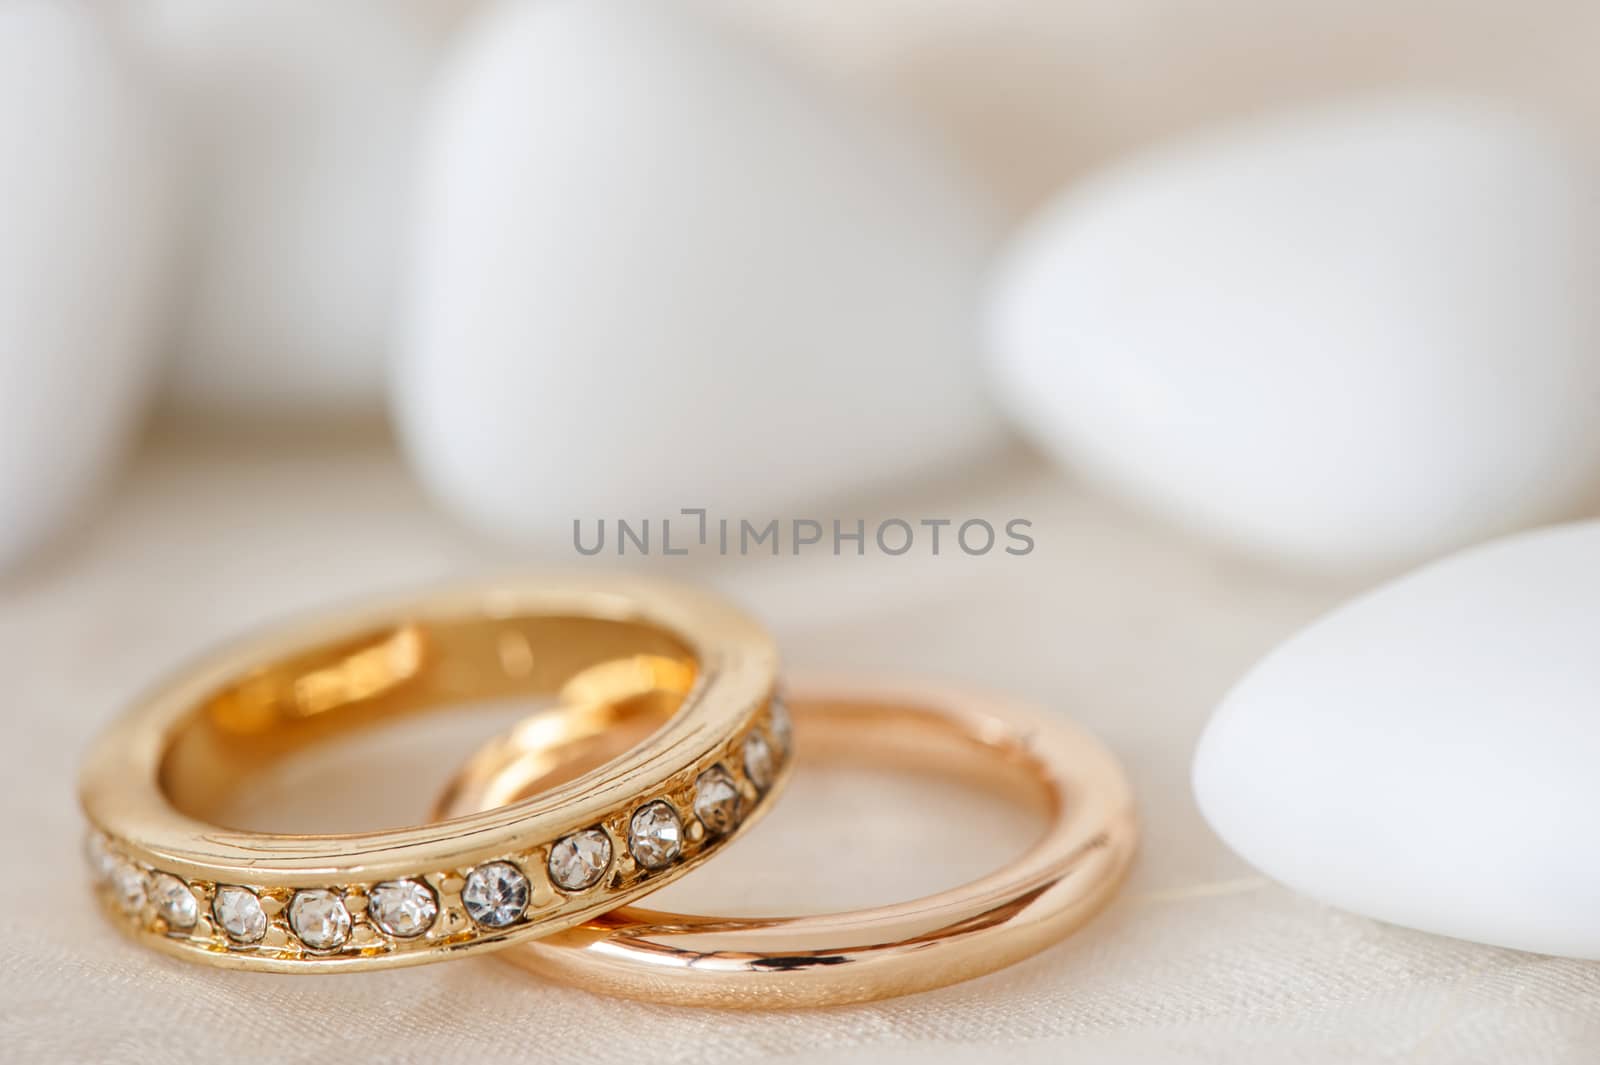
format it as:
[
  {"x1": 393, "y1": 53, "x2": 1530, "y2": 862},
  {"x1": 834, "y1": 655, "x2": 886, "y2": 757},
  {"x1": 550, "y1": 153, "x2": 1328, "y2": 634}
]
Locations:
[
  {"x1": 704, "y1": 0, "x2": 1600, "y2": 220},
  {"x1": 4, "y1": 441, "x2": 1597, "y2": 1062}
]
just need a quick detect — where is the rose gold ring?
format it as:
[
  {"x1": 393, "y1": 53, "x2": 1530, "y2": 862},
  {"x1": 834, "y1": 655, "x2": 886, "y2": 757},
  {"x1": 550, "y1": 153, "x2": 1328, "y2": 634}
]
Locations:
[{"x1": 433, "y1": 676, "x2": 1138, "y2": 1007}]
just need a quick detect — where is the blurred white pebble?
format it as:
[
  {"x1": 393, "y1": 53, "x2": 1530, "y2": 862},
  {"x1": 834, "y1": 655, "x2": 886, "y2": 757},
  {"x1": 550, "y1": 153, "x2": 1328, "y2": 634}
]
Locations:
[
  {"x1": 396, "y1": 0, "x2": 1003, "y2": 546},
  {"x1": 0, "y1": 1, "x2": 174, "y2": 571},
  {"x1": 128, "y1": 1, "x2": 459, "y2": 423},
  {"x1": 1195, "y1": 521, "x2": 1600, "y2": 957},
  {"x1": 988, "y1": 97, "x2": 1600, "y2": 570}
]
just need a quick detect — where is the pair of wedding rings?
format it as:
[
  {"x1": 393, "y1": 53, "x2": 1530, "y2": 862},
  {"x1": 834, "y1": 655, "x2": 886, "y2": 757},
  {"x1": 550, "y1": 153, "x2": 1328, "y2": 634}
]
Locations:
[{"x1": 78, "y1": 575, "x2": 1136, "y2": 1007}]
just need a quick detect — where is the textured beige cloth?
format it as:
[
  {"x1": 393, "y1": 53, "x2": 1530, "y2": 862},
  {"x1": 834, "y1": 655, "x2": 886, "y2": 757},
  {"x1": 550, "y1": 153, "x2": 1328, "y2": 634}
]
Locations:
[{"x1": 4, "y1": 440, "x2": 1598, "y2": 1063}]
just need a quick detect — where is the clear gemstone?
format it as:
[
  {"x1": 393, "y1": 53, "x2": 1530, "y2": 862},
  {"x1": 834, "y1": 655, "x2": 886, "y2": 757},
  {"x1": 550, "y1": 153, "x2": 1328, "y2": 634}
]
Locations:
[
  {"x1": 462, "y1": 862, "x2": 529, "y2": 927},
  {"x1": 213, "y1": 886, "x2": 268, "y2": 943},
  {"x1": 110, "y1": 862, "x2": 146, "y2": 915},
  {"x1": 769, "y1": 696, "x2": 793, "y2": 755},
  {"x1": 84, "y1": 832, "x2": 118, "y2": 885},
  {"x1": 368, "y1": 879, "x2": 438, "y2": 938},
  {"x1": 547, "y1": 828, "x2": 612, "y2": 892},
  {"x1": 743, "y1": 730, "x2": 775, "y2": 791},
  {"x1": 628, "y1": 801, "x2": 683, "y2": 870},
  {"x1": 693, "y1": 765, "x2": 742, "y2": 835},
  {"x1": 150, "y1": 873, "x2": 197, "y2": 929},
  {"x1": 289, "y1": 889, "x2": 352, "y2": 950}
]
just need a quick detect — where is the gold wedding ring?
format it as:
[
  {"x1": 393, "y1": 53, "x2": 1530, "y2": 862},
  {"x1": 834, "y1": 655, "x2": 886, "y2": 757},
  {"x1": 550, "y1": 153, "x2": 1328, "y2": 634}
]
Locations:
[
  {"x1": 435, "y1": 676, "x2": 1138, "y2": 1007},
  {"x1": 78, "y1": 575, "x2": 786, "y2": 972}
]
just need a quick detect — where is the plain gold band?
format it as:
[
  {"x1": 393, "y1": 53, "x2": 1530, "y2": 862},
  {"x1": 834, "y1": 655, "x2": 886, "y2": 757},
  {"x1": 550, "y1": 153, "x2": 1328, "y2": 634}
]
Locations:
[
  {"x1": 77, "y1": 574, "x2": 785, "y2": 971},
  {"x1": 434, "y1": 676, "x2": 1138, "y2": 1007}
]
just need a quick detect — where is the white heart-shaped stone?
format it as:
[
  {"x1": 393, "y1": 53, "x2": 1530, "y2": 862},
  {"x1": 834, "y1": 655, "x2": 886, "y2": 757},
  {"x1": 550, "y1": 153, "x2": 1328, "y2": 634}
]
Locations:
[
  {"x1": 987, "y1": 97, "x2": 1600, "y2": 570},
  {"x1": 395, "y1": 0, "x2": 1001, "y2": 545},
  {"x1": 127, "y1": 1, "x2": 459, "y2": 421},
  {"x1": 1194, "y1": 521, "x2": 1600, "y2": 957},
  {"x1": 0, "y1": 1, "x2": 174, "y2": 570}
]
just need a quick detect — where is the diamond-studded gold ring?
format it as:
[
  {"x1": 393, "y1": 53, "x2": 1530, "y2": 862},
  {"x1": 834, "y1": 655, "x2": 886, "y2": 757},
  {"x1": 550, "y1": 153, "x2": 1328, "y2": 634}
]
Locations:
[{"x1": 77, "y1": 575, "x2": 787, "y2": 972}]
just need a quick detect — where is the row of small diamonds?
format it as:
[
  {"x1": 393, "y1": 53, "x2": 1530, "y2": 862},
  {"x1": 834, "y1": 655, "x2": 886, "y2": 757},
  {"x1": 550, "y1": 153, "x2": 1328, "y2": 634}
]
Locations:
[
  {"x1": 84, "y1": 839, "x2": 445, "y2": 950},
  {"x1": 87, "y1": 698, "x2": 791, "y2": 955},
  {"x1": 461, "y1": 696, "x2": 790, "y2": 929}
]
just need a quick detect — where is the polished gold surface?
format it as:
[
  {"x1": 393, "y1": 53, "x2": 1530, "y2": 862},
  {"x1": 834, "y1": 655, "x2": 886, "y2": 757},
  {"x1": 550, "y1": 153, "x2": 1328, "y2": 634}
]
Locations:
[
  {"x1": 436, "y1": 677, "x2": 1138, "y2": 1007},
  {"x1": 78, "y1": 575, "x2": 784, "y2": 972}
]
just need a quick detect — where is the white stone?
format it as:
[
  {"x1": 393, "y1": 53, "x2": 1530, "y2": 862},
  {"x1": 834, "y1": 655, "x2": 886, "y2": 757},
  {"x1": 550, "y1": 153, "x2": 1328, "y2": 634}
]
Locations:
[
  {"x1": 693, "y1": 766, "x2": 742, "y2": 835},
  {"x1": 150, "y1": 873, "x2": 198, "y2": 929},
  {"x1": 368, "y1": 879, "x2": 438, "y2": 939},
  {"x1": 547, "y1": 829, "x2": 612, "y2": 893},
  {"x1": 0, "y1": 1, "x2": 175, "y2": 572},
  {"x1": 627, "y1": 801, "x2": 683, "y2": 871},
  {"x1": 743, "y1": 731, "x2": 776, "y2": 792},
  {"x1": 461, "y1": 861, "x2": 529, "y2": 927},
  {"x1": 395, "y1": 0, "x2": 1001, "y2": 546},
  {"x1": 1194, "y1": 521, "x2": 1600, "y2": 958},
  {"x1": 212, "y1": 886, "x2": 267, "y2": 942},
  {"x1": 987, "y1": 97, "x2": 1600, "y2": 570},
  {"x1": 288, "y1": 889, "x2": 352, "y2": 950},
  {"x1": 110, "y1": 863, "x2": 147, "y2": 916},
  {"x1": 126, "y1": 1, "x2": 456, "y2": 421}
]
